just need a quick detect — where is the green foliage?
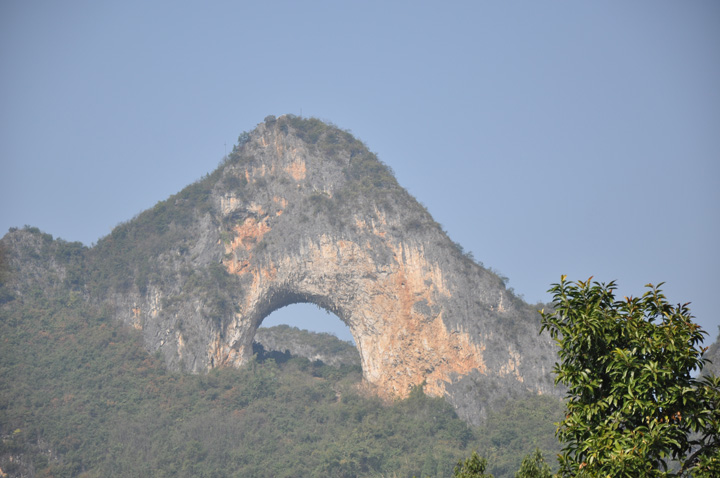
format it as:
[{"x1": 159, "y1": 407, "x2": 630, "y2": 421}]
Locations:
[
  {"x1": 0, "y1": 251, "x2": 568, "y2": 477},
  {"x1": 694, "y1": 445, "x2": 720, "y2": 478},
  {"x1": 0, "y1": 242, "x2": 10, "y2": 284},
  {"x1": 540, "y1": 276, "x2": 720, "y2": 477},
  {"x1": 454, "y1": 451, "x2": 493, "y2": 478},
  {"x1": 277, "y1": 115, "x2": 406, "y2": 217},
  {"x1": 309, "y1": 190, "x2": 335, "y2": 216},
  {"x1": 88, "y1": 171, "x2": 219, "y2": 295},
  {"x1": 264, "y1": 114, "x2": 277, "y2": 126},
  {"x1": 0, "y1": 273, "x2": 497, "y2": 477},
  {"x1": 0, "y1": 228, "x2": 568, "y2": 477},
  {"x1": 690, "y1": 374, "x2": 720, "y2": 477},
  {"x1": 514, "y1": 449, "x2": 552, "y2": 478},
  {"x1": 222, "y1": 172, "x2": 247, "y2": 192},
  {"x1": 281, "y1": 115, "x2": 332, "y2": 146},
  {"x1": 256, "y1": 324, "x2": 359, "y2": 364},
  {"x1": 343, "y1": 149, "x2": 397, "y2": 192},
  {"x1": 237, "y1": 131, "x2": 251, "y2": 147},
  {"x1": 53, "y1": 238, "x2": 87, "y2": 289}
]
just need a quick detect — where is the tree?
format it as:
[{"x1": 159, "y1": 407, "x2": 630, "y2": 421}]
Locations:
[
  {"x1": 540, "y1": 276, "x2": 720, "y2": 477},
  {"x1": 454, "y1": 451, "x2": 493, "y2": 478},
  {"x1": 690, "y1": 374, "x2": 720, "y2": 477},
  {"x1": 515, "y1": 449, "x2": 552, "y2": 478}
]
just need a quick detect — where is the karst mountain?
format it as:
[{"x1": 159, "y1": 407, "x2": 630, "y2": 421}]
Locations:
[{"x1": 2, "y1": 115, "x2": 560, "y2": 424}]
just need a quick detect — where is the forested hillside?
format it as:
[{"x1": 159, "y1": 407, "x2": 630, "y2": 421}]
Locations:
[
  {"x1": 0, "y1": 234, "x2": 562, "y2": 477},
  {"x1": 2, "y1": 115, "x2": 716, "y2": 477}
]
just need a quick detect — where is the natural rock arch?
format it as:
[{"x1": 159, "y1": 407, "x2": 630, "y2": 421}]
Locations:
[
  {"x1": 106, "y1": 115, "x2": 558, "y2": 421},
  {"x1": 213, "y1": 232, "x2": 491, "y2": 399}
]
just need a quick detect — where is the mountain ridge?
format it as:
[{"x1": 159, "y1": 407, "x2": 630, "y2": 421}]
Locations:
[{"x1": 2, "y1": 115, "x2": 559, "y2": 424}]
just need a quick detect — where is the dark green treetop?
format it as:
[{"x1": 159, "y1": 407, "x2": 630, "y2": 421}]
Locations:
[
  {"x1": 454, "y1": 451, "x2": 494, "y2": 478},
  {"x1": 540, "y1": 276, "x2": 720, "y2": 477}
]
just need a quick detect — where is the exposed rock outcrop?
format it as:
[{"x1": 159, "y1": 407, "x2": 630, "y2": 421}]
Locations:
[{"x1": 2, "y1": 116, "x2": 561, "y2": 423}]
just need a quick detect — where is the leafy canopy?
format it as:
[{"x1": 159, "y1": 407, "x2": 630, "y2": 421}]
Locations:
[
  {"x1": 514, "y1": 449, "x2": 552, "y2": 478},
  {"x1": 540, "y1": 276, "x2": 720, "y2": 477},
  {"x1": 454, "y1": 451, "x2": 494, "y2": 478}
]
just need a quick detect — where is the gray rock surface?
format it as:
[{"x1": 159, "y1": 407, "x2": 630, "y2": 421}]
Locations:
[{"x1": 1, "y1": 115, "x2": 563, "y2": 424}]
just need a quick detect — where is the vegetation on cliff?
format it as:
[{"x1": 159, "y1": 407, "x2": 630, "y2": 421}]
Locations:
[
  {"x1": 0, "y1": 243, "x2": 563, "y2": 477},
  {"x1": 51, "y1": 115, "x2": 552, "y2": 417},
  {"x1": 2, "y1": 236, "x2": 719, "y2": 477},
  {"x1": 3, "y1": 117, "x2": 718, "y2": 477}
]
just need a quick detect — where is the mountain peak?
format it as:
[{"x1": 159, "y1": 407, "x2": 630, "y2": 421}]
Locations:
[{"x1": 3, "y1": 116, "x2": 560, "y2": 424}]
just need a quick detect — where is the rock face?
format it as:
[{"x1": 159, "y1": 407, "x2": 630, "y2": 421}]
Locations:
[{"x1": 2, "y1": 115, "x2": 560, "y2": 423}]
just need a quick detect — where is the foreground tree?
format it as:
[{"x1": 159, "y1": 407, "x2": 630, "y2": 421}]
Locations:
[
  {"x1": 515, "y1": 449, "x2": 552, "y2": 478},
  {"x1": 540, "y1": 276, "x2": 720, "y2": 477},
  {"x1": 454, "y1": 451, "x2": 493, "y2": 478}
]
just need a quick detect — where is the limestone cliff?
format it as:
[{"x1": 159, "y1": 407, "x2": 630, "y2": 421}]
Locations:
[{"x1": 3, "y1": 116, "x2": 561, "y2": 424}]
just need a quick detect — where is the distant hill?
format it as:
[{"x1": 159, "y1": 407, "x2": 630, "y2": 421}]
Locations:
[{"x1": 254, "y1": 325, "x2": 360, "y2": 368}]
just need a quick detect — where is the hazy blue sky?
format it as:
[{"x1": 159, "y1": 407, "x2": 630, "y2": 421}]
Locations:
[{"x1": 2, "y1": 1, "x2": 718, "y2": 343}]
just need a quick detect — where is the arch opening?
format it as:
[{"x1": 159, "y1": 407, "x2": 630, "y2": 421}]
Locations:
[
  {"x1": 252, "y1": 302, "x2": 361, "y2": 369},
  {"x1": 260, "y1": 302, "x2": 354, "y2": 344}
]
